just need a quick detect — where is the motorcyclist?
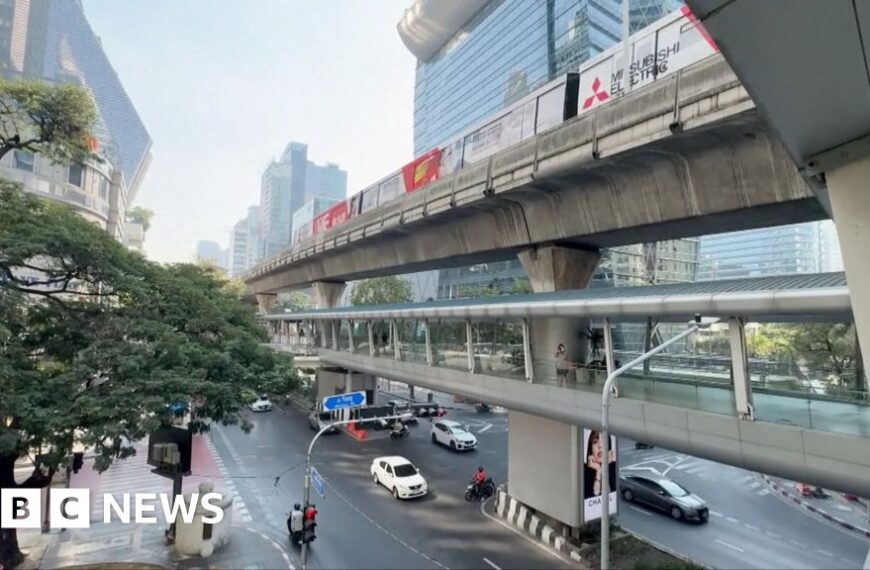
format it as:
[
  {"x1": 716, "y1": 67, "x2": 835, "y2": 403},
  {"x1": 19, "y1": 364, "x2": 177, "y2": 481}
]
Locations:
[
  {"x1": 391, "y1": 419, "x2": 407, "y2": 436},
  {"x1": 472, "y1": 465, "x2": 487, "y2": 495},
  {"x1": 288, "y1": 502, "x2": 304, "y2": 544}
]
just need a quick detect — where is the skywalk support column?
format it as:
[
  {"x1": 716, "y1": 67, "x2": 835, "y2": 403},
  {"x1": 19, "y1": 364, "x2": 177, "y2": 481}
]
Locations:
[
  {"x1": 508, "y1": 244, "x2": 601, "y2": 531},
  {"x1": 255, "y1": 293, "x2": 277, "y2": 316},
  {"x1": 828, "y1": 155, "x2": 870, "y2": 394},
  {"x1": 728, "y1": 318, "x2": 754, "y2": 419},
  {"x1": 312, "y1": 281, "x2": 346, "y2": 309}
]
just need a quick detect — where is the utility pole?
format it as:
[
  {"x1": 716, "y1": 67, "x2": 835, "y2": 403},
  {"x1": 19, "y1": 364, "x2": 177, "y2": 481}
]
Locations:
[
  {"x1": 600, "y1": 316, "x2": 715, "y2": 569},
  {"x1": 300, "y1": 413, "x2": 406, "y2": 570}
]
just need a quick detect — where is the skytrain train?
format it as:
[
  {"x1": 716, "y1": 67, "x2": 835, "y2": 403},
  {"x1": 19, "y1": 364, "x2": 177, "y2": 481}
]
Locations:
[{"x1": 293, "y1": 6, "x2": 717, "y2": 247}]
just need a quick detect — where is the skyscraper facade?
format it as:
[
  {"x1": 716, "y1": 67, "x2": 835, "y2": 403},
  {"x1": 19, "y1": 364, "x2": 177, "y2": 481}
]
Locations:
[
  {"x1": 258, "y1": 142, "x2": 347, "y2": 259},
  {"x1": 697, "y1": 222, "x2": 843, "y2": 281},
  {"x1": 228, "y1": 205, "x2": 260, "y2": 276},
  {"x1": 398, "y1": 0, "x2": 694, "y2": 298},
  {"x1": 0, "y1": 0, "x2": 152, "y2": 240}
]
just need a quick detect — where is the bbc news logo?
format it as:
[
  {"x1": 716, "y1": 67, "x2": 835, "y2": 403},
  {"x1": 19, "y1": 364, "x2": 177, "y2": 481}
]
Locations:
[{"x1": 0, "y1": 490, "x2": 224, "y2": 529}]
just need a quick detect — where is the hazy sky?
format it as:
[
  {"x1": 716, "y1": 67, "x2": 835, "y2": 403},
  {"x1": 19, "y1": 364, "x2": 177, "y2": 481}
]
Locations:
[{"x1": 82, "y1": 0, "x2": 416, "y2": 263}]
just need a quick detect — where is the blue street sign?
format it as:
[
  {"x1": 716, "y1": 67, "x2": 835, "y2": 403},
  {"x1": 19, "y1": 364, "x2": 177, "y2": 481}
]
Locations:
[
  {"x1": 310, "y1": 467, "x2": 325, "y2": 498},
  {"x1": 322, "y1": 390, "x2": 366, "y2": 412}
]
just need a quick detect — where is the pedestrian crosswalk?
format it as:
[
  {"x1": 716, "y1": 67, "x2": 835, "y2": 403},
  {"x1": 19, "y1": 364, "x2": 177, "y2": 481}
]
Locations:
[{"x1": 75, "y1": 436, "x2": 252, "y2": 525}]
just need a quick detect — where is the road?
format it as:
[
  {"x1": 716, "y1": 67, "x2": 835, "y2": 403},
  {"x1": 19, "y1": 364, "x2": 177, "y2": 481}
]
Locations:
[
  {"x1": 617, "y1": 444, "x2": 870, "y2": 569},
  {"x1": 212, "y1": 401, "x2": 571, "y2": 569}
]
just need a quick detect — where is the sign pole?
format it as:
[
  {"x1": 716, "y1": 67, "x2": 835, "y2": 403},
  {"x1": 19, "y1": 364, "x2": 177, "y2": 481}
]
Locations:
[{"x1": 298, "y1": 411, "x2": 404, "y2": 570}]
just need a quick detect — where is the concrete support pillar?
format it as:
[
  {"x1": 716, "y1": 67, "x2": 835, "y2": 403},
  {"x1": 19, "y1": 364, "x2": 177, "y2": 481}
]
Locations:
[
  {"x1": 517, "y1": 244, "x2": 601, "y2": 293},
  {"x1": 728, "y1": 317, "x2": 754, "y2": 420},
  {"x1": 330, "y1": 321, "x2": 338, "y2": 350},
  {"x1": 828, "y1": 155, "x2": 870, "y2": 393},
  {"x1": 466, "y1": 319, "x2": 474, "y2": 373},
  {"x1": 392, "y1": 320, "x2": 400, "y2": 360},
  {"x1": 312, "y1": 281, "x2": 346, "y2": 309},
  {"x1": 510, "y1": 244, "x2": 602, "y2": 532},
  {"x1": 255, "y1": 293, "x2": 277, "y2": 316},
  {"x1": 508, "y1": 410, "x2": 582, "y2": 527},
  {"x1": 348, "y1": 321, "x2": 355, "y2": 353},
  {"x1": 424, "y1": 319, "x2": 433, "y2": 366},
  {"x1": 522, "y1": 319, "x2": 533, "y2": 382},
  {"x1": 367, "y1": 321, "x2": 375, "y2": 357}
]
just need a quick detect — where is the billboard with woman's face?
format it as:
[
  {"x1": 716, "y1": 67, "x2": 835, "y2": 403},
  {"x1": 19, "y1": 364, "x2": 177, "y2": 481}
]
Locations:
[{"x1": 582, "y1": 429, "x2": 617, "y2": 522}]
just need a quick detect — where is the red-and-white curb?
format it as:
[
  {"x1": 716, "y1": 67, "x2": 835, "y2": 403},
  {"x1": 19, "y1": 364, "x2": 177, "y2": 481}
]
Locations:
[{"x1": 761, "y1": 475, "x2": 870, "y2": 539}]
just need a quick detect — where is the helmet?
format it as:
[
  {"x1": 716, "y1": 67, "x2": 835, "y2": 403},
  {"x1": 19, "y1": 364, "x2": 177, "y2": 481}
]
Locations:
[
  {"x1": 478, "y1": 466, "x2": 484, "y2": 472},
  {"x1": 293, "y1": 503, "x2": 301, "y2": 510}
]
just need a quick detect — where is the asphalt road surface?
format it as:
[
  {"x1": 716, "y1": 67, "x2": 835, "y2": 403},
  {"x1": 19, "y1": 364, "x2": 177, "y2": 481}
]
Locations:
[
  {"x1": 618, "y1": 444, "x2": 870, "y2": 569},
  {"x1": 213, "y1": 397, "x2": 870, "y2": 569},
  {"x1": 211, "y1": 402, "x2": 571, "y2": 569}
]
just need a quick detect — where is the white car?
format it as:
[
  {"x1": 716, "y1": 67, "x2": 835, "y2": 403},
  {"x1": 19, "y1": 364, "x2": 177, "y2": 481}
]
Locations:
[
  {"x1": 430, "y1": 420, "x2": 478, "y2": 451},
  {"x1": 371, "y1": 456, "x2": 428, "y2": 500},
  {"x1": 250, "y1": 395, "x2": 272, "y2": 412}
]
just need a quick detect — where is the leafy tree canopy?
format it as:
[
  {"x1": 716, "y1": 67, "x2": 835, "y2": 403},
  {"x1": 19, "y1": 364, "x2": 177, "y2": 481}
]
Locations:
[
  {"x1": 0, "y1": 185, "x2": 298, "y2": 567},
  {"x1": 0, "y1": 80, "x2": 98, "y2": 164},
  {"x1": 350, "y1": 276, "x2": 412, "y2": 306},
  {"x1": 278, "y1": 291, "x2": 315, "y2": 312},
  {"x1": 125, "y1": 206, "x2": 155, "y2": 232}
]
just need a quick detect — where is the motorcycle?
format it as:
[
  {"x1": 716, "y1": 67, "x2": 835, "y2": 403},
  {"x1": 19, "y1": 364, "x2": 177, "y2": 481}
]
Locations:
[
  {"x1": 465, "y1": 477, "x2": 495, "y2": 501},
  {"x1": 475, "y1": 403, "x2": 492, "y2": 414},
  {"x1": 390, "y1": 426, "x2": 410, "y2": 440}
]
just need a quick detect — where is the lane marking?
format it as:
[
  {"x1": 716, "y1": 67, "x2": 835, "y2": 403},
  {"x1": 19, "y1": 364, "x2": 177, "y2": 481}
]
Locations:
[
  {"x1": 709, "y1": 510, "x2": 723, "y2": 517},
  {"x1": 789, "y1": 539, "x2": 807, "y2": 549},
  {"x1": 725, "y1": 517, "x2": 740, "y2": 524},
  {"x1": 321, "y1": 475, "x2": 450, "y2": 569},
  {"x1": 816, "y1": 549, "x2": 834, "y2": 558},
  {"x1": 765, "y1": 531, "x2": 781, "y2": 539},
  {"x1": 483, "y1": 557, "x2": 501, "y2": 570},
  {"x1": 478, "y1": 423, "x2": 493, "y2": 433},
  {"x1": 744, "y1": 524, "x2": 759, "y2": 531},
  {"x1": 248, "y1": 527, "x2": 295, "y2": 569},
  {"x1": 629, "y1": 506, "x2": 653, "y2": 517},
  {"x1": 663, "y1": 456, "x2": 691, "y2": 476},
  {"x1": 715, "y1": 539, "x2": 744, "y2": 553}
]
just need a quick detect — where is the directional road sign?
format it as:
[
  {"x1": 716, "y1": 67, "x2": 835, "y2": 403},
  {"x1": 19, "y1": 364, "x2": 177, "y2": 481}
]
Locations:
[
  {"x1": 310, "y1": 466, "x2": 326, "y2": 499},
  {"x1": 322, "y1": 390, "x2": 366, "y2": 412}
]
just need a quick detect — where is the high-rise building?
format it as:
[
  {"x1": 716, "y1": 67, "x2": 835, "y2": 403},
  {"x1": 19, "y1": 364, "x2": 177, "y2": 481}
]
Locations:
[
  {"x1": 697, "y1": 221, "x2": 843, "y2": 281},
  {"x1": 819, "y1": 220, "x2": 844, "y2": 273},
  {"x1": 0, "y1": 0, "x2": 152, "y2": 241},
  {"x1": 228, "y1": 205, "x2": 260, "y2": 276},
  {"x1": 195, "y1": 240, "x2": 227, "y2": 271},
  {"x1": 398, "y1": 0, "x2": 695, "y2": 298},
  {"x1": 258, "y1": 142, "x2": 347, "y2": 259}
]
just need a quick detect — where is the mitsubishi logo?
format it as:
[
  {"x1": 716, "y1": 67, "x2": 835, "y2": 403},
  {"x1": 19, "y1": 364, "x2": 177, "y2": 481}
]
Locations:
[{"x1": 582, "y1": 78, "x2": 610, "y2": 109}]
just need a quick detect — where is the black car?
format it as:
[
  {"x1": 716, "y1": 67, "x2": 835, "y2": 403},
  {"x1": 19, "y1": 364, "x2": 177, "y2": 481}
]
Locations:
[
  {"x1": 619, "y1": 474, "x2": 708, "y2": 523},
  {"x1": 308, "y1": 411, "x2": 339, "y2": 434}
]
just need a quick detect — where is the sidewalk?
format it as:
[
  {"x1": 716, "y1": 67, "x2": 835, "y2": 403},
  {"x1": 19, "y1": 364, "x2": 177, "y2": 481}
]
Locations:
[
  {"x1": 40, "y1": 521, "x2": 293, "y2": 569},
  {"x1": 761, "y1": 474, "x2": 870, "y2": 539}
]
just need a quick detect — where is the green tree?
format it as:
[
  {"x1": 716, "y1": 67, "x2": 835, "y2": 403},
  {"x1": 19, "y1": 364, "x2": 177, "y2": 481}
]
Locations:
[
  {"x1": 350, "y1": 276, "x2": 412, "y2": 306},
  {"x1": 509, "y1": 278, "x2": 533, "y2": 295},
  {"x1": 0, "y1": 80, "x2": 98, "y2": 164},
  {"x1": 278, "y1": 291, "x2": 315, "y2": 312},
  {"x1": 0, "y1": 186, "x2": 298, "y2": 567},
  {"x1": 126, "y1": 206, "x2": 155, "y2": 232}
]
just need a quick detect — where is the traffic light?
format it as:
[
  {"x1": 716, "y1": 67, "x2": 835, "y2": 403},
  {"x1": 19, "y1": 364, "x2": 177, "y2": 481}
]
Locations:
[
  {"x1": 303, "y1": 504, "x2": 318, "y2": 544},
  {"x1": 72, "y1": 452, "x2": 84, "y2": 474}
]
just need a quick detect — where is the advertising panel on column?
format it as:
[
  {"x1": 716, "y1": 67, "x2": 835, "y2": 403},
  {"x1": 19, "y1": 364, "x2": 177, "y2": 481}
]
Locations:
[{"x1": 582, "y1": 428, "x2": 617, "y2": 522}]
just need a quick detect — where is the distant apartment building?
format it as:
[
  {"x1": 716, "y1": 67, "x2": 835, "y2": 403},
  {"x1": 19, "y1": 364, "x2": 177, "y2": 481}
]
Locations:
[
  {"x1": 0, "y1": 0, "x2": 152, "y2": 242},
  {"x1": 258, "y1": 142, "x2": 347, "y2": 259},
  {"x1": 195, "y1": 240, "x2": 227, "y2": 271},
  {"x1": 228, "y1": 205, "x2": 261, "y2": 276}
]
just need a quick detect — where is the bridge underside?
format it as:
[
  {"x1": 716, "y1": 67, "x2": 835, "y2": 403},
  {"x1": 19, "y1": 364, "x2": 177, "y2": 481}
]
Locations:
[{"x1": 318, "y1": 350, "x2": 870, "y2": 499}]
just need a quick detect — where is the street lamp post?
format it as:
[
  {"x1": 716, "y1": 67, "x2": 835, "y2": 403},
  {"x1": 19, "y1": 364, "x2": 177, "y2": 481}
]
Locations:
[
  {"x1": 599, "y1": 316, "x2": 716, "y2": 570},
  {"x1": 300, "y1": 413, "x2": 408, "y2": 570}
]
